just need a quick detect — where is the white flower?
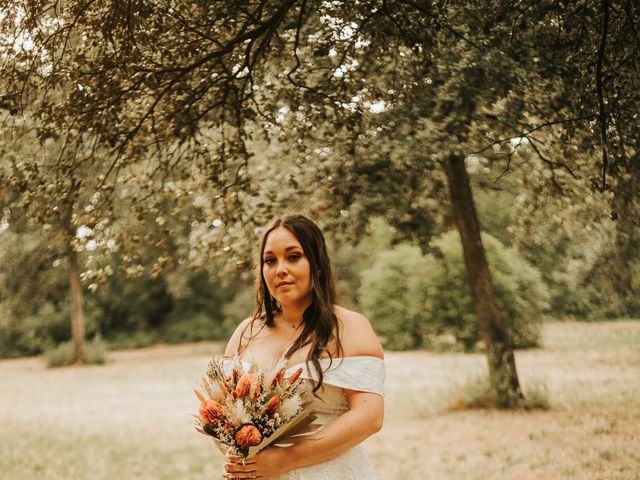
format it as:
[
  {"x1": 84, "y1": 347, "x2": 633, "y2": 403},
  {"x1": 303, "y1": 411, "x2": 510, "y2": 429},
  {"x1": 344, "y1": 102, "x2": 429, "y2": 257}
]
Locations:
[
  {"x1": 277, "y1": 395, "x2": 302, "y2": 418},
  {"x1": 226, "y1": 398, "x2": 252, "y2": 425},
  {"x1": 202, "y1": 379, "x2": 226, "y2": 402}
]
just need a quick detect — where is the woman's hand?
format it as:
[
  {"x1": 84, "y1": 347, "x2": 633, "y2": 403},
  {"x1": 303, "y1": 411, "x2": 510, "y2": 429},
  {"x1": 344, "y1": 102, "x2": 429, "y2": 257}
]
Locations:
[{"x1": 223, "y1": 446, "x2": 291, "y2": 479}]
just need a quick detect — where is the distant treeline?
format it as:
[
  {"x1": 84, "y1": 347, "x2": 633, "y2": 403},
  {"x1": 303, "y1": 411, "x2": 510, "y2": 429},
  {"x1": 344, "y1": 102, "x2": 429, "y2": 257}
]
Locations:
[{"x1": 1, "y1": 212, "x2": 636, "y2": 360}]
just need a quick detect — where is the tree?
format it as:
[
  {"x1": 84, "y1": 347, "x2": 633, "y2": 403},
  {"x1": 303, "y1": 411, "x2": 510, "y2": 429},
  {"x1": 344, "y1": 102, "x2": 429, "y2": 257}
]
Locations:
[
  {"x1": 0, "y1": 107, "x2": 106, "y2": 362},
  {"x1": 2, "y1": 1, "x2": 638, "y2": 405}
]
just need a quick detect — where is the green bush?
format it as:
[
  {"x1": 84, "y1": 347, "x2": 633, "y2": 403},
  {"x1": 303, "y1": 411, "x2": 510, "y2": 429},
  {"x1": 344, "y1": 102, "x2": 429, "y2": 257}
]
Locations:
[
  {"x1": 0, "y1": 302, "x2": 99, "y2": 358},
  {"x1": 45, "y1": 337, "x2": 108, "y2": 368},
  {"x1": 222, "y1": 284, "x2": 257, "y2": 329},
  {"x1": 157, "y1": 269, "x2": 239, "y2": 343},
  {"x1": 428, "y1": 231, "x2": 550, "y2": 349},
  {"x1": 359, "y1": 231, "x2": 550, "y2": 351},
  {"x1": 333, "y1": 218, "x2": 396, "y2": 309},
  {"x1": 359, "y1": 244, "x2": 431, "y2": 350},
  {"x1": 107, "y1": 330, "x2": 158, "y2": 350},
  {"x1": 160, "y1": 312, "x2": 225, "y2": 343},
  {"x1": 89, "y1": 270, "x2": 173, "y2": 335}
]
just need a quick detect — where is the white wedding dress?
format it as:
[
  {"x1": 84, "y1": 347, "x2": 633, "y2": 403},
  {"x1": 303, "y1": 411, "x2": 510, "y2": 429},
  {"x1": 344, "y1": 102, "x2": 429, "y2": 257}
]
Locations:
[
  {"x1": 228, "y1": 356, "x2": 385, "y2": 480},
  {"x1": 272, "y1": 356, "x2": 385, "y2": 480}
]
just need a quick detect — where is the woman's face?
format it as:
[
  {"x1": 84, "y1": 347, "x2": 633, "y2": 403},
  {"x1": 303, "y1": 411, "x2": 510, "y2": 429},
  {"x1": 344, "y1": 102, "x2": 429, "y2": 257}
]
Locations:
[{"x1": 262, "y1": 226, "x2": 313, "y2": 308}]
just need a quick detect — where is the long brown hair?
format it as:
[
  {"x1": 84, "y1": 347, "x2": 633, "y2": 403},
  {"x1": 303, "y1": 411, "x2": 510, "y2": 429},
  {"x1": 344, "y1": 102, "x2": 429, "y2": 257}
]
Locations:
[{"x1": 249, "y1": 214, "x2": 342, "y2": 392}]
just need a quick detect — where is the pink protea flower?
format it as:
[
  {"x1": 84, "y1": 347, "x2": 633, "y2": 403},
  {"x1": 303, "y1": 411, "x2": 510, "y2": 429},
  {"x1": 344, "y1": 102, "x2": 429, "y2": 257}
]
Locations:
[
  {"x1": 233, "y1": 373, "x2": 261, "y2": 400},
  {"x1": 199, "y1": 399, "x2": 224, "y2": 425},
  {"x1": 235, "y1": 424, "x2": 263, "y2": 449}
]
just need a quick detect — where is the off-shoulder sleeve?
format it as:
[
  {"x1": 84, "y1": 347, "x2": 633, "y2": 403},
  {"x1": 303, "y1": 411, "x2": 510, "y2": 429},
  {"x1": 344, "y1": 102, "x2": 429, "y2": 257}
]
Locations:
[{"x1": 290, "y1": 356, "x2": 385, "y2": 396}]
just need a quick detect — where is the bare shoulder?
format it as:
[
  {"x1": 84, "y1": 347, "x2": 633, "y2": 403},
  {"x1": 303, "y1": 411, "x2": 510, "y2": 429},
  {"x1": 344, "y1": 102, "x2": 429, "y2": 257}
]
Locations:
[
  {"x1": 334, "y1": 305, "x2": 384, "y2": 359},
  {"x1": 224, "y1": 316, "x2": 258, "y2": 356}
]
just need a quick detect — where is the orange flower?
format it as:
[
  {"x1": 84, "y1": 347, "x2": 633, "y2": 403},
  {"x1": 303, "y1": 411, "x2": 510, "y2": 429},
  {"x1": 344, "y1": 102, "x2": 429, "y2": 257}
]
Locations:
[
  {"x1": 235, "y1": 424, "x2": 263, "y2": 449},
  {"x1": 199, "y1": 399, "x2": 224, "y2": 425},
  {"x1": 233, "y1": 373, "x2": 261, "y2": 400},
  {"x1": 287, "y1": 367, "x2": 303, "y2": 385},
  {"x1": 272, "y1": 368, "x2": 285, "y2": 387},
  {"x1": 262, "y1": 395, "x2": 281, "y2": 417}
]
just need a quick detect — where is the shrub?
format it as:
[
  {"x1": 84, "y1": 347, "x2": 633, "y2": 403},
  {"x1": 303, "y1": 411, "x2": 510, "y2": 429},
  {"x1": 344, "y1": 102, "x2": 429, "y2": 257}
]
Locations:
[
  {"x1": 359, "y1": 244, "x2": 431, "y2": 350},
  {"x1": 0, "y1": 302, "x2": 99, "y2": 358},
  {"x1": 45, "y1": 337, "x2": 108, "y2": 368},
  {"x1": 359, "y1": 231, "x2": 550, "y2": 351},
  {"x1": 89, "y1": 271, "x2": 173, "y2": 335},
  {"x1": 160, "y1": 312, "x2": 225, "y2": 343},
  {"x1": 221, "y1": 284, "x2": 257, "y2": 332},
  {"x1": 428, "y1": 231, "x2": 550, "y2": 349},
  {"x1": 107, "y1": 330, "x2": 158, "y2": 350},
  {"x1": 157, "y1": 269, "x2": 239, "y2": 343}
]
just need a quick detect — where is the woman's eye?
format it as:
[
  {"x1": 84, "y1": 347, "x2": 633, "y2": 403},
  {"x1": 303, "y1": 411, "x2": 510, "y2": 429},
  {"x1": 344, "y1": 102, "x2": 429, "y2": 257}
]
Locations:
[
  {"x1": 288, "y1": 254, "x2": 301, "y2": 261},
  {"x1": 264, "y1": 257, "x2": 275, "y2": 265}
]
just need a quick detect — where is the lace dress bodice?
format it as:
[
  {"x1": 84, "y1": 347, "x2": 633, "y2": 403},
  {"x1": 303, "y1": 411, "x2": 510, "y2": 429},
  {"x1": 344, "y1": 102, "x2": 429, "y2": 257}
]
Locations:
[{"x1": 230, "y1": 356, "x2": 385, "y2": 480}]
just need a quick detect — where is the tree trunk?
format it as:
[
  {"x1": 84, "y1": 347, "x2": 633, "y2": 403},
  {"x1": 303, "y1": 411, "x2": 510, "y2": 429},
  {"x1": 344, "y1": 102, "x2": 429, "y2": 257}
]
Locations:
[
  {"x1": 443, "y1": 152, "x2": 524, "y2": 408},
  {"x1": 68, "y1": 247, "x2": 85, "y2": 364}
]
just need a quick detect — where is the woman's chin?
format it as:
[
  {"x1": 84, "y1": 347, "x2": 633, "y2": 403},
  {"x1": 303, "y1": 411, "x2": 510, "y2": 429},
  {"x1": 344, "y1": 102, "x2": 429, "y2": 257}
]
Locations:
[{"x1": 275, "y1": 294, "x2": 312, "y2": 308}]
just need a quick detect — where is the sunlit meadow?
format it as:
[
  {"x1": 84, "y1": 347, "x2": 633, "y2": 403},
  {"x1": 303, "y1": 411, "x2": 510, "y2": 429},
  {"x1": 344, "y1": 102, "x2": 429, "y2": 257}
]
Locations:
[{"x1": 1, "y1": 320, "x2": 638, "y2": 480}]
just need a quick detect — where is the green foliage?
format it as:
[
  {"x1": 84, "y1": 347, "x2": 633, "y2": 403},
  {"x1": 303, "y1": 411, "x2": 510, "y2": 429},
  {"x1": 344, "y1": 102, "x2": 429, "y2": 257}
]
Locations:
[
  {"x1": 159, "y1": 269, "x2": 238, "y2": 343},
  {"x1": 360, "y1": 231, "x2": 549, "y2": 351},
  {"x1": 0, "y1": 241, "x2": 242, "y2": 357},
  {"x1": 0, "y1": 229, "x2": 75, "y2": 358},
  {"x1": 333, "y1": 218, "x2": 396, "y2": 309},
  {"x1": 428, "y1": 231, "x2": 550, "y2": 349},
  {"x1": 45, "y1": 337, "x2": 107, "y2": 368},
  {"x1": 89, "y1": 269, "x2": 173, "y2": 336},
  {"x1": 222, "y1": 283, "x2": 257, "y2": 325},
  {"x1": 470, "y1": 166, "x2": 520, "y2": 248},
  {"x1": 160, "y1": 313, "x2": 222, "y2": 344},
  {"x1": 359, "y1": 243, "x2": 431, "y2": 350},
  {"x1": 507, "y1": 152, "x2": 634, "y2": 321},
  {"x1": 0, "y1": 0, "x2": 637, "y2": 366},
  {"x1": 107, "y1": 331, "x2": 158, "y2": 350},
  {"x1": 0, "y1": 302, "x2": 99, "y2": 359}
]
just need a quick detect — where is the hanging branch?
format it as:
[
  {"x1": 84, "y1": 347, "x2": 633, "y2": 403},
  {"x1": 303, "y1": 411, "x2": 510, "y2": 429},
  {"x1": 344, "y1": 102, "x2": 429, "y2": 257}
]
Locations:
[
  {"x1": 471, "y1": 114, "x2": 597, "y2": 155},
  {"x1": 596, "y1": 0, "x2": 611, "y2": 190}
]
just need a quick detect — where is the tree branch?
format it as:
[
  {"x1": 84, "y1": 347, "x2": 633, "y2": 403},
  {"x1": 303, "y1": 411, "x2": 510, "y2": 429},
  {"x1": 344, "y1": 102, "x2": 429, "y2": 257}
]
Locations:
[
  {"x1": 138, "y1": 0, "x2": 297, "y2": 76},
  {"x1": 472, "y1": 114, "x2": 598, "y2": 155}
]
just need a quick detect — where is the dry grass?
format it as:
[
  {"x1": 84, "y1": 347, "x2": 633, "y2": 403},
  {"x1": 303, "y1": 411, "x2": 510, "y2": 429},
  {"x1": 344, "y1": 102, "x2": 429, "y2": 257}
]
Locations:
[{"x1": 1, "y1": 321, "x2": 638, "y2": 479}]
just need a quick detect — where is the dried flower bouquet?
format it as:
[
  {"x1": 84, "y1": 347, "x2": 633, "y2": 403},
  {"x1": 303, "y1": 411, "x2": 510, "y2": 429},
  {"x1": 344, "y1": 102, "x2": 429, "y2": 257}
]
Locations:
[{"x1": 194, "y1": 356, "x2": 319, "y2": 459}]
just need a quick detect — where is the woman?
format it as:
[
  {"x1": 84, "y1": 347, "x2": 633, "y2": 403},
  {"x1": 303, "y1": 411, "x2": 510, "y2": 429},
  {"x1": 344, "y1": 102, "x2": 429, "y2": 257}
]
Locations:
[{"x1": 222, "y1": 214, "x2": 385, "y2": 479}]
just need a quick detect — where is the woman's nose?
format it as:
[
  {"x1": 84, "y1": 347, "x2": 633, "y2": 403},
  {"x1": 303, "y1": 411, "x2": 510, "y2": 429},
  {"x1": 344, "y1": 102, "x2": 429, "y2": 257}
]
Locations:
[{"x1": 276, "y1": 262, "x2": 288, "y2": 276}]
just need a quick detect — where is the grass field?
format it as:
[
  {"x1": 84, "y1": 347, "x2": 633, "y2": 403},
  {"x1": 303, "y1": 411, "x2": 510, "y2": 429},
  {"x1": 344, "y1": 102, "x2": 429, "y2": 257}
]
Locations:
[{"x1": 1, "y1": 320, "x2": 638, "y2": 480}]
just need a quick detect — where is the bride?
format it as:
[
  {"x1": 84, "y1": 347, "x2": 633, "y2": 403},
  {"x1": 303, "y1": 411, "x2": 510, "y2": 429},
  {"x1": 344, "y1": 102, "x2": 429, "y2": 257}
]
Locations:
[{"x1": 221, "y1": 214, "x2": 385, "y2": 480}]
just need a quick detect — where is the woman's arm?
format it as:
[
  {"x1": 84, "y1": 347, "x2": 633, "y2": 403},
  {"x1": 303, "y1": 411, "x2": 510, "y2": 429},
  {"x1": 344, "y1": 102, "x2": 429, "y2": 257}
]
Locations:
[
  {"x1": 279, "y1": 388, "x2": 384, "y2": 468},
  {"x1": 224, "y1": 308, "x2": 384, "y2": 478}
]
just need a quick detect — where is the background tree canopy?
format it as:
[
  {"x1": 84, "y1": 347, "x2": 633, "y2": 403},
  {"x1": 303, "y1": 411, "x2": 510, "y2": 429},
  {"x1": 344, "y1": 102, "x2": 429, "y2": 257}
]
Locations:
[{"x1": 0, "y1": 2, "x2": 638, "y2": 381}]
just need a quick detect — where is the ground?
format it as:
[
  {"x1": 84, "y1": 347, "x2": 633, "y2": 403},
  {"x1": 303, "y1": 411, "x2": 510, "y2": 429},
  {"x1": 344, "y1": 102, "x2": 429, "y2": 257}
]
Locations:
[{"x1": 0, "y1": 320, "x2": 638, "y2": 479}]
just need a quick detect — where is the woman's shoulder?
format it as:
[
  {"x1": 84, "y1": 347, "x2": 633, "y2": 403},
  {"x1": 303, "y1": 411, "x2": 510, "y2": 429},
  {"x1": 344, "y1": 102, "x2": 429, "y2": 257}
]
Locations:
[
  {"x1": 333, "y1": 305, "x2": 384, "y2": 359},
  {"x1": 224, "y1": 316, "x2": 266, "y2": 356}
]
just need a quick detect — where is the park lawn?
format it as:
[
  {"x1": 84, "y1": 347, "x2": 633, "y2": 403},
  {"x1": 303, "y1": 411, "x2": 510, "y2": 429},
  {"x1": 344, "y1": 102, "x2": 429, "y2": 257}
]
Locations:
[{"x1": 0, "y1": 320, "x2": 638, "y2": 480}]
